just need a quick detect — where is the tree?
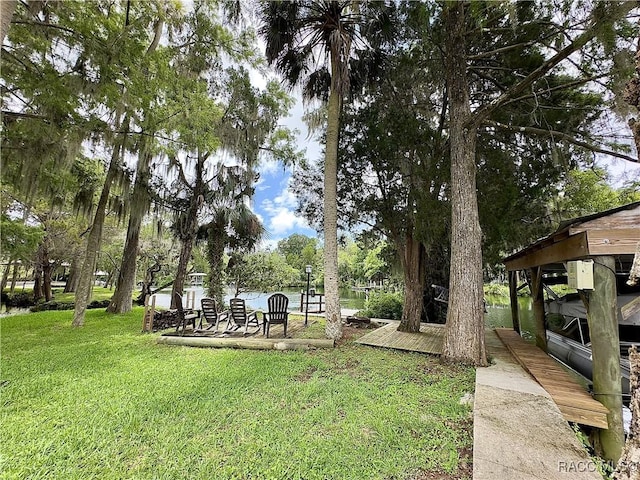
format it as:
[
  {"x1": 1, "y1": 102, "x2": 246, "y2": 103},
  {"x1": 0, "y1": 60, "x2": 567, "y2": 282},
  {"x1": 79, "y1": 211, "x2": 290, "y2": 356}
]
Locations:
[
  {"x1": 259, "y1": 0, "x2": 395, "y2": 340},
  {"x1": 162, "y1": 62, "x2": 294, "y2": 309},
  {"x1": 227, "y1": 251, "x2": 298, "y2": 296},
  {"x1": 106, "y1": 5, "x2": 181, "y2": 313},
  {"x1": 277, "y1": 233, "x2": 319, "y2": 281},
  {"x1": 0, "y1": 215, "x2": 43, "y2": 293},
  {"x1": 552, "y1": 167, "x2": 640, "y2": 220},
  {"x1": 0, "y1": 0, "x2": 16, "y2": 42},
  {"x1": 441, "y1": 0, "x2": 637, "y2": 366},
  {"x1": 206, "y1": 203, "x2": 265, "y2": 308}
]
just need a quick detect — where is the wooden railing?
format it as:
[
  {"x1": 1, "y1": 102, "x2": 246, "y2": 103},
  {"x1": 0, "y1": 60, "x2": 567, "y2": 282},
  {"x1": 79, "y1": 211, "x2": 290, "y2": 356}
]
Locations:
[{"x1": 300, "y1": 291, "x2": 325, "y2": 313}]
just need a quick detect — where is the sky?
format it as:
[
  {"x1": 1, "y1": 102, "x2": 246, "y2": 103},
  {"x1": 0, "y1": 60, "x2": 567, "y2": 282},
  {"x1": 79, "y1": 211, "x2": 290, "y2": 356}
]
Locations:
[
  {"x1": 243, "y1": 14, "x2": 640, "y2": 253},
  {"x1": 252, "y1": 92, "x2": 322, "y2": 251},
  {"x1": 250, "y1": 84, "x2": 640, "y2": 252}
]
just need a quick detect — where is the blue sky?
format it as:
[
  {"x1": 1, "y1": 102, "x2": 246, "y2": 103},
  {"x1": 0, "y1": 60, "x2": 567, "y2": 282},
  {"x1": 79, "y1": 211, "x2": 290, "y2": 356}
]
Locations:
[
  {"x1": 250, "y1": 91, "x2": 640, "y2": 252},
  {"x1": 253, "y1": 159, "x2": 319, "y2": 250},
  {"x1": 252, "y1": 93, "x2": 322, "y2": 250}
]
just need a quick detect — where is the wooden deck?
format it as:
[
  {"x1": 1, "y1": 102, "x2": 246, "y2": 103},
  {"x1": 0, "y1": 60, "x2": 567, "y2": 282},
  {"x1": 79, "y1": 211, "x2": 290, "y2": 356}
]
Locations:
[
  {"x1": 171, "y1": 317, "x2": 312, "y2": 339},
  {"x1": 494, "y1": 328, "x2": 609, "y2": 429},
  {"x1": 355, "y1": 321, "x2": 444, "y2": 354}
]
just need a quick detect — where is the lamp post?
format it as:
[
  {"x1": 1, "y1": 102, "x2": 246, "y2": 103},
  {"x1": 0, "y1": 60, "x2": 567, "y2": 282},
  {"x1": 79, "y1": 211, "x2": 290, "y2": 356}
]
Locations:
[{"x1": 305, "y1": 265, "x2": 312, "y2": 326}]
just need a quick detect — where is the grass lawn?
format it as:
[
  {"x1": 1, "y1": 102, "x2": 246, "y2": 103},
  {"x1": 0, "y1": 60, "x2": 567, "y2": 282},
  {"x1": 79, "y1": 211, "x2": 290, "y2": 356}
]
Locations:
[{"x1": 1, "y1": 308, "x2": 475, "y2": 480}]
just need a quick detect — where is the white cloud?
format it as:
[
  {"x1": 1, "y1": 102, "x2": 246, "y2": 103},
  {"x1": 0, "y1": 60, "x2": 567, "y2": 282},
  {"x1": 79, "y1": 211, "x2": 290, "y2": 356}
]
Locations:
[
  {"x1": 268, "y1": 208, "x2": 309, "y2": 235},
  {"x1": 261, "y1": 178, "x2": 310, "y2": 236}
]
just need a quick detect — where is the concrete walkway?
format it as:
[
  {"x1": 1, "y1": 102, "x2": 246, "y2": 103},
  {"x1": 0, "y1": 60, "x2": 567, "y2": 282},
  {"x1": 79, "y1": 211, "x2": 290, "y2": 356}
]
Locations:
[{"x1": 473, "y1": 330, "x2": 603, "y2": 480}]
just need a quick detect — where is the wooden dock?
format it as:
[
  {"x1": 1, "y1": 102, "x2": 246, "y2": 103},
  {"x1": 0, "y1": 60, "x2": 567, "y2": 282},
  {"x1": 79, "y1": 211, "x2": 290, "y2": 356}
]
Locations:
[
  {"x1": 355, "y1": 321, "x2": 444, "y2": 354},
  {"x1": 494, "y1": 328, "x2": 609, "y2": 429}
]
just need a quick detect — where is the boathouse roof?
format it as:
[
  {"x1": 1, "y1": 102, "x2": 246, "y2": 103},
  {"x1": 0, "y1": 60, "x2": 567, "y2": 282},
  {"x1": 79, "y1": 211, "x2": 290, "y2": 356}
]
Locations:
[{"x1": 504, "y1": 201, "x2": 640, "y2": 273}]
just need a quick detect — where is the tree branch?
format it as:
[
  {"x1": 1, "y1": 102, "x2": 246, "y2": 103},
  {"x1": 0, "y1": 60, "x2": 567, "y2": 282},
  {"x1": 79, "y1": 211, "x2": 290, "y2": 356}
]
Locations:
[
  {"x1": 484, "y1": 120, "x2": 639, "y2": 164},
  {"x1": 470, "y1": 1, "x2": 636, "y2": 128}
]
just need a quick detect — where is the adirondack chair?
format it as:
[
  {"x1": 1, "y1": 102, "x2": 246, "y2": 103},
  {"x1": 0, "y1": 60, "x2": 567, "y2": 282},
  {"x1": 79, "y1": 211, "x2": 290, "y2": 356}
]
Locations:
[
  {"x1": 173, "y1": 292, "x2": 199, "y2": 335},
  {"x1": 263, "y1": 293, "x2": 289, "y2": 338},
  {"x1": 227, "y1": 298, "x2": 262, "y2": 335},
  {"x1": 199, "y1": 298, "x2": 229, "y2": 333}
]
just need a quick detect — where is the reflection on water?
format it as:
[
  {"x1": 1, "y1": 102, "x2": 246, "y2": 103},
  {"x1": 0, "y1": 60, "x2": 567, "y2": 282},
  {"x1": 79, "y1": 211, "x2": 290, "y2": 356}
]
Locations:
[
  {"x1": 152, "y1": 288, "x2": 532, "y2": 333},
  {"x1": 152, "y1": 286, "x2": 368, "y2": 312},
  {"x1": 484, "y1": 295, "x2": 535, "y2": 341}
]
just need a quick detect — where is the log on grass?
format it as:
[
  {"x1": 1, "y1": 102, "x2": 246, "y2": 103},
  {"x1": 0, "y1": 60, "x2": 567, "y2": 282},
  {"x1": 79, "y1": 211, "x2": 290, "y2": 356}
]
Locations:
[{"x1": 157, "y1": 335, "x2": 335, "y2": 350}]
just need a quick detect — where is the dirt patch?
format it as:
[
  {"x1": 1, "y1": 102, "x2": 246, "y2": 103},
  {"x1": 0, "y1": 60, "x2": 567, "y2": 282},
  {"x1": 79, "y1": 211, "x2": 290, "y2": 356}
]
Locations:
[
  {"x1": 295, "y1": 365, "x2": 318, "y2": 382},
  {"x1": 335, "y1": 324, "x2": 374, "y2": 346}
]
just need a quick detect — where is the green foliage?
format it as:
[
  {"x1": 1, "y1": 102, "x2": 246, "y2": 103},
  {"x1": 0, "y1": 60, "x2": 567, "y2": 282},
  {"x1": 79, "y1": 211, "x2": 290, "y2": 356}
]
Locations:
[
  {"x1": 483, "y1": 283, "x2": 509, "y2": 297},
  {"x1": 277, "y1": 234, "x2": 320, "y2": 282},
  {"x1": 1, "y1": 291, "x2": 34, "y2": 308},
  {"x1": 228, "y1": 251, "x2": 299, "y2": 294},
  {"x1": 552, "y1": 167, "x2": 640, "y2": 221},
  {"x1": 30, "y1": 299, "x2": 110, "y2": 312},
  {"x1": 360, "y1": 291, "x2": 404, "y2": 320},
  {"x1": 0, "y1": 215, "x2": 44, "y2": 262},
  {"x1": 1, "y1": 309, "x2": 474, "y2": 479}
]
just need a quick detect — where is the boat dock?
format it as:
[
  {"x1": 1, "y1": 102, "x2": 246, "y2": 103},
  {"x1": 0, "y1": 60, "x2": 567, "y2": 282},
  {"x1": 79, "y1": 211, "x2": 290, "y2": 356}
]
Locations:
[
  {"x1": 474, "y1": 330, "x2": 603, "y2": 479},
  {"x1": 354, "y1": 322, "x2": 608, "y2": 478},
  {"x1": 494, "y1": 328, "x2": 609, "y2": 429}
]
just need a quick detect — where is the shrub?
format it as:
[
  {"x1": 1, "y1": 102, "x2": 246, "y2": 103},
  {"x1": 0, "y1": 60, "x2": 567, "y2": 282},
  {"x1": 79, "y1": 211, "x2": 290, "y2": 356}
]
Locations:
[
  {"x1": 2, "y1": 292, "x2": 35, "y2": 308},
  {"x1": 30, "y1": 299, "x2": 110, "y2": 312},
  {"x1": 359, "y1": 291, "x2": 404, "y2": 320}
]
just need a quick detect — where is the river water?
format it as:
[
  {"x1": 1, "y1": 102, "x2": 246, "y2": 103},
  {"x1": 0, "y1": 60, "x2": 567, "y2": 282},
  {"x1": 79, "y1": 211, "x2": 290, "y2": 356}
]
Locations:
[
  {"x1": 152, "y1": 286, "x2": 368, "y2": 312},
  {"x1": 151, "y1": 287, "x2": 534, "y2": 335}
]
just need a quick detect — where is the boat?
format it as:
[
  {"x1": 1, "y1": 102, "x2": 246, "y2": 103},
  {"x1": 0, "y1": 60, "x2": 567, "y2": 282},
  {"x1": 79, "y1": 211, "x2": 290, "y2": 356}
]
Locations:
[{"x1": 545, "y1": 292, "x2": 640, "y2": 403}]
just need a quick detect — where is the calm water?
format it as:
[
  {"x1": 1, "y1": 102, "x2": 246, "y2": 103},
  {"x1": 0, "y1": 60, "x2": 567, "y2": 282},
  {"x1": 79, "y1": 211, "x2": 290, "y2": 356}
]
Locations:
[
  {"x1": 152, "y1": 287, "x2": 534, "y2": 334},
  {"x1": 153, "y1": 286, "x2": 368, "y2": 312},
  {"x1": 485, "y1": 295, "x2": 535, "y2": 339}
]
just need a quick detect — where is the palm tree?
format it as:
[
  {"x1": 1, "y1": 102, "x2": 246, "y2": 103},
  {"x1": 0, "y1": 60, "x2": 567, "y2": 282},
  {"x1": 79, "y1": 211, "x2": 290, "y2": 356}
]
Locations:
[
  {"x1": 207, "y1": 202, "x2": 265, "y2": 309},
  {"x1": 259, "y1": 0, "x2": 394, "y2": 340}
]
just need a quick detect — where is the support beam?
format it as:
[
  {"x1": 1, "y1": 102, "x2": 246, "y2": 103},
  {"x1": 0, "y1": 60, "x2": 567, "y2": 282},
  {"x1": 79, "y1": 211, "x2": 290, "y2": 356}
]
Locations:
[
  {"x1": 529, "y1": 267, "x2": 547, "y2": 351},
  {"x1": 508, "y1": 271, "x2": 521, "y2": 334},
  {"x1": 587, "y1": 256, "x2": 624, "y2": 463}
]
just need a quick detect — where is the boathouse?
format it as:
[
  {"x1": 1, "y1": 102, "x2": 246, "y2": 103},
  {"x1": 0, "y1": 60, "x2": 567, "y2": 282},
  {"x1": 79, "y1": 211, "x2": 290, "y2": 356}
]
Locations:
[{"x1": 503, "y1": 201, "x2": 640, "y2": 462}]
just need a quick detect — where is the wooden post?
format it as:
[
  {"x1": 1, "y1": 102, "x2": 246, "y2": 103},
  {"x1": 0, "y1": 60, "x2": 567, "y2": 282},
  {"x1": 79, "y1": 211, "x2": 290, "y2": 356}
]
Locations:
[
  {"x1": 587, "y1": 256, "x2": 624, "y2": 463},
  {"x1": 508, "y1": 270, "x2": 521, "y2": 334},
  {"x1": 300, "y1": 291, "x2": 304, "y2": 312},
  {"x1": 142, "y1": 295, "x2": 156, "y2": 332},
  {"x1": 529, "y1": 267, "x2": 547, "y2": 351}
]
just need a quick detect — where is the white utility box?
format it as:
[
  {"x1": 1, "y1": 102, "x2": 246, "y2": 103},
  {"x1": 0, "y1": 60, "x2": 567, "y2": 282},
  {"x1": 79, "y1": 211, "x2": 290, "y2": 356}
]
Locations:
[{"x1": 567, "y1": 260, "x2": 594, "y2": 290}]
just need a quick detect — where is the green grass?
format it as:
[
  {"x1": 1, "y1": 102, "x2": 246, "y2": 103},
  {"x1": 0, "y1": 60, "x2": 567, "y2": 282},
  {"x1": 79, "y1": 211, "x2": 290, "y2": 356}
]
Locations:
[
  {"x1": 1, "y1": 309, "x2": 475, "y2": 480},
  {"x1": 51, "y1": 286, "x2": 115, "y2": 303}
]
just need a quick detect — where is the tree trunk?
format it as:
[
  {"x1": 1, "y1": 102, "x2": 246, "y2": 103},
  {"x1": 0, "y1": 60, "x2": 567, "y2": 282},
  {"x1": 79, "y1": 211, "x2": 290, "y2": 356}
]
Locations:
[
  {"x1": 588, "y1": 256, "x2": 624, "y2": 463},
  {"x1": 9, "y1": 261, "x2": 19, "y2": 292},
  {"x1": 323, "y1": 81, "x2": 342, "y2": 341},
  {"x1": 73, "y1": 119, "x2": 126, "y2": 326},
  {"x1": 442, "y1": 1, "x2": 487, "y2": 367},
  {"x1": 0, "y1": 260, "x2": 11, "y2": 293},
  {"x1": 1, "y1": 0, "x2": 16, "y2": 43},
  {"x1": 107, "y1": 142, "x2": 152, "y2": 313},
  {"x1": 207, "y1": 222, "x2": 227, "y2": 309},
  {"x1": 398, "y1": 233, "x2": 425, "y2": 332},
  {"x1": 170, "y1": 152, "x2": 206, "y2": 310},
  {"x1": 33, "y1": 265, "x2": 43, "y2": 302},
  {"x1": 172, "y1": 236, "x2": 193, "y2": 309},
  {"x1": 42, "y1": 245, "x2": 52, "y2": 301},
  {"x1": 614, "y1": 346, "x2": 640, "y2": 480},
  {"x1": 64, "y1": 256, "x2": 80, "y2": 293}
]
